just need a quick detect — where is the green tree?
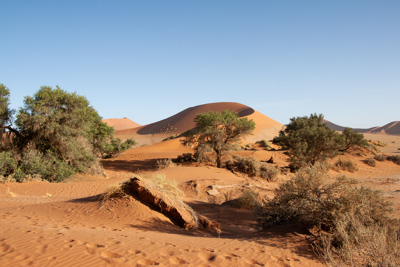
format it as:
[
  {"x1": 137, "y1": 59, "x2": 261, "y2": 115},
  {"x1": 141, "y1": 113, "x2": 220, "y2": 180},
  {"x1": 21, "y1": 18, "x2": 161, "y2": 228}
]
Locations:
[
  {"x1": 0, "y1": 85, "x2": 135, "y2": 181},
  {"x1": 339, "y1": 127, "x2": 368, "y2": 151},
  {"x1": 273, "y1": 114, "x2": 341, "y2": 170},
  {"x1": 186, "y1": 110, "x2": 255, "y2": 168},
  {"x1": 0, "y1": 84, "x2": 19, "y2": 151}
]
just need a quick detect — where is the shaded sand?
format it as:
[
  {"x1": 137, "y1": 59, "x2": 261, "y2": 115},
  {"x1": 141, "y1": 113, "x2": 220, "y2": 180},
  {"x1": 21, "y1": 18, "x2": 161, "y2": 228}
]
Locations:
[
  {"x1": 114, "y1": 102, "x2": 283, "y2": 146},
  {"x1": 2, "y1": 133, "x2": 400, "y2": 266},
  {"x1": 103, "y1": 118, "x2": 141, "y2": 131}
]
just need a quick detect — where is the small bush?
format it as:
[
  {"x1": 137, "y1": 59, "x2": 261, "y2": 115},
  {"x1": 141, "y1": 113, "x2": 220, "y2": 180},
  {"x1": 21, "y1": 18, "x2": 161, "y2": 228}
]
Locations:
[
  {"x1": 232, "y1": 155, "x2": 260, "y2": 176},
  {"x1": 234, "y1": 189, "x2": 261, "y2": 209},
  {"x1": 156, "y1": 158, "x2": 176, "y2": 169},
  {"x1": 374, "y1": 154, "x2": 386, "y2": 162},
  {"x1": 174, "y1": 153, "x2": 196, "y2": 163},
  {"x1": 19, "y1": 150, "x2": 75, "y2": 182},
  {"x1": 387, "y1": 155, "x2": 400, "y2": 165},
  {"x1": 257, "y1": 140, "x2": 273, "y2": 150},
  {"x1": 229, "y1": 155, "x2": 280, "y2": 181},
  {"x1": 364, "y1": 158, "x2": 376, "y2": 167},
  {"x1": 334, "y1": 158, "x2": 358, "y2": 173},
  {"x1": 260, "y1": 165, "x2": 280, "y2": 182},
  {"x1": 0, "y1": 152, "x2": 17, "y2": 177},
  {"x1": 257, "y1": 166, "x2": 400, "y2": 266}
]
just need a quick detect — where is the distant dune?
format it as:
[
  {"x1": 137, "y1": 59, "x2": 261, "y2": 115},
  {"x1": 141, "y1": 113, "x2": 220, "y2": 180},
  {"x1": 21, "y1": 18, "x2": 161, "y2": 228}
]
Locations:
[
  {"x1": 324, "y1": 120, "x2": 400, "y2": 136},
  {"x1": 113, "y1": 102, "x2": 283, "y2": 145},
  {"x1": 103, "y1": 118, "x2": 141, "y2": 131}
]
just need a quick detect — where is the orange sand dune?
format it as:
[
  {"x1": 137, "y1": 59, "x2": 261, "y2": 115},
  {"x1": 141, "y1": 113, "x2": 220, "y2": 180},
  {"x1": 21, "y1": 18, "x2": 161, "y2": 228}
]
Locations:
[
  {"x1": 115, "y1": 102, "x2": 283, "y2": 145},
  {"x1": 103, "y1": 118, "x2": 141, "y2": 131},
  {"x1": 325, "y1": 120, "x2": 400, "y2": 136}
]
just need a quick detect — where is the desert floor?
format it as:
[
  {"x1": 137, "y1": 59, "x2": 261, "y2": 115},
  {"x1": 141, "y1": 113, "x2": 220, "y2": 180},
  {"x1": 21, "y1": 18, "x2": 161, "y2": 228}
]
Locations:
[{"x1": 1, "y1": 134, "x2": 400, "y2": 267}]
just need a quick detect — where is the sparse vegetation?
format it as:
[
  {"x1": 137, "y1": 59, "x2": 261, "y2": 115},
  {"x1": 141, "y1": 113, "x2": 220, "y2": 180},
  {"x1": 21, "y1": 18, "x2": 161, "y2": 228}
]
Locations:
[
  {"x1": 387, "y1": 155, "x2": 400, "y2": 165},
  {"x1": 257, "y1": 165, "x2": 400, "y2": 266},
  {"x1": 184, "y1": 110, "x2": 255, "y2": 168},
  {"x1": 364, "y1": 157, "x2": 376, "y2": 167},
  {"x1": 173, "y1": 153, "x2": 196, "y2": 164},
  {"x1": 156, "y1": 158, "x2": 176, "y2": 169},
  {"x1": 374, "y1": 154, "x2": 386, "y2": 162},
  {"x1": 228, "y1": 155, "x2": 280, "y2": 181},
  {"x1": 257, "y1": 140, "x2": 273, "y2": 150},
  {"x1": 234, "y1": 189, "x2": 261, "y2": 209},
  {"x1": 334, "y1": 158, "x2": 358, "y2": 173}
]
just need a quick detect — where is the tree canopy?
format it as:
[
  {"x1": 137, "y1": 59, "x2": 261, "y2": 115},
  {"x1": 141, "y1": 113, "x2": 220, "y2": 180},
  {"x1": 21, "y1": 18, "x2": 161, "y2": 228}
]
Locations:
[
  {"x1": 186, "y1": 110, "x2": 255, "y2": 168},
  {"x1": 0, "y1": 85, "x2": 135, "y2": 182},
  {"x1": 273, "y1": 114, "x2": 341, "y2": 169},
  {"x1": 273, "y1": 114, "x2": 368, "y2": 170}
]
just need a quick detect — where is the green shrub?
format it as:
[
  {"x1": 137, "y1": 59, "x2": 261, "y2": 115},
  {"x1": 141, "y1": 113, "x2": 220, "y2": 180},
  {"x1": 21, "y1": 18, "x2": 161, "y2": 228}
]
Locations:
[
  {"x1": 364, "y1": 158, "x2": 376, "y2": 167},
  {"x1": 339, "y1": 127, "x2": 368, "y2": 151},
  {"x1": 257, "y1": 166, "x2": 399, "y2": 265},
  {"x1": 19, "y1": 150, "x2": 75, "y2": 182},
  {"x1": 334, "y1": 158, "x2": 358, "y2": 173},
  {"x1": 0, "y1": 152, "x2": 17, "y2": 176},
  {"x1": 273, "y1": 114, "x2": 342, "y2": 170}
]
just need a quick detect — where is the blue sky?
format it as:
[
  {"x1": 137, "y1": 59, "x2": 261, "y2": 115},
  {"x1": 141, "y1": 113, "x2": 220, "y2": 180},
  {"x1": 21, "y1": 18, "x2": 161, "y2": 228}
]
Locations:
[{"x1": 1, "y1": 1, "x2": 399, "y2": 128}]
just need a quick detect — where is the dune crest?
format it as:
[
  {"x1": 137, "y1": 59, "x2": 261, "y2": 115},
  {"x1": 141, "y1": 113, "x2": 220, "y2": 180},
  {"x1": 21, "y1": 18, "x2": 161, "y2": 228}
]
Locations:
[{"x1": 325, "y1": 120, "x2": 400, "y2": 136}]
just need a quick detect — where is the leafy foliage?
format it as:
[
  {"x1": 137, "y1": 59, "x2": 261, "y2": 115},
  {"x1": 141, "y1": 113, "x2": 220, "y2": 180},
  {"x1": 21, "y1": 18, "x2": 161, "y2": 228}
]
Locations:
[
  {"x1": 339, "y1": 127, "x2": 368, "y2": 151},
  {"x1": 273, "y1": 114, "x2": 368, "y2": 170},
  {"x1": 273, "y1": 114, "x2": 341, "y2": 170},
  {"x1": 0, "y1": 85, "x2": 135, "y2": 182},
  {"x1": 0, "y1": 151, "x2": 17, "y2": 176},
  {"x1": 185, "y1": 110, "x2": 255, "y2": 168}
]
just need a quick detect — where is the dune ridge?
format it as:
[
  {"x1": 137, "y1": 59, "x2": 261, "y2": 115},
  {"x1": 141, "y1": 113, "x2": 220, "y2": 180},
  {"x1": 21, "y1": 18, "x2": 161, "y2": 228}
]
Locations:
[{"x1": 325, "y1": 120, "x2": 400, "y2": 136}]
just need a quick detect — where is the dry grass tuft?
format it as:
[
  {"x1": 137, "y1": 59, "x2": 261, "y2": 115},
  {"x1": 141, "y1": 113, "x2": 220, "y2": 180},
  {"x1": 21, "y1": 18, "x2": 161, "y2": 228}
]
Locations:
[
  {"x1": 6, "y1": 187, "x2": 17, "y2": 197},
  {"x1": 333, "y1": 158, "x2": 358, "y2": 173},
  {"x1": 234, "y1": 189, "x2": 262, "y2": 209},
  {"x1": 98, "y1": 181, "x2": 131, "y2": 202},
  {"x1": 228, "y1": 155, "x2": 280, "y2": 181},
  {"x1": 156, "y1": 158, "x2": 176, "y2": 169}
]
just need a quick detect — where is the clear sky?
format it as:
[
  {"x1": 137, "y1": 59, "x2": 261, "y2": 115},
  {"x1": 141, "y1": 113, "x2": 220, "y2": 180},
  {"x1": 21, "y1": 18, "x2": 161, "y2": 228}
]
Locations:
[{"x1": 1, "y1": 0, "x2": 399, "y2": 128}]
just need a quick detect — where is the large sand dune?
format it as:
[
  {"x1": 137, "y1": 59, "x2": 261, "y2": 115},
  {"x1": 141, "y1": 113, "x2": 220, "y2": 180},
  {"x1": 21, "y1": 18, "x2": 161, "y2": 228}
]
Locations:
[
  {"x1": 103, "y1": 118, "x2": 141, "y2": 131},
  {"x1": 114, "y1": 102, "x2": 283, "y2": 145}
]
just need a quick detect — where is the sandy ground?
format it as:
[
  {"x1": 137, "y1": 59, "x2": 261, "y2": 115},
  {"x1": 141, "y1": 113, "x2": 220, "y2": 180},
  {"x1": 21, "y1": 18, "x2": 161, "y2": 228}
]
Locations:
[{"x1": 1, "y1": 135, "x2": 400, "y2": 266}]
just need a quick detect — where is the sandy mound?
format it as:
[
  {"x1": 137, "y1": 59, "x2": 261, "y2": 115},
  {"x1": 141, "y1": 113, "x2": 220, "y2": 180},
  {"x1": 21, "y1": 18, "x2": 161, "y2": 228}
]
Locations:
[
  {"x1": 115, "y1": 102, "x2": 283, "y2": 145},
  {"x1": 103, "y1": 118, "x2": 141, "y2": 131}
]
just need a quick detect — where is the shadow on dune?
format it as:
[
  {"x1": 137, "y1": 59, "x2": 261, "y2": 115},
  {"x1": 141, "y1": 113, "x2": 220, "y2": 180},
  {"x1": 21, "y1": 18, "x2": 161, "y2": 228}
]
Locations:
[
  {"x1": 102, "y1": 159, "x2": 159, "y2": 172},
  {"x1": 124, "y1": 200, "x2": 318, "y2": 262}
]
